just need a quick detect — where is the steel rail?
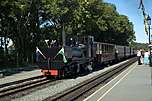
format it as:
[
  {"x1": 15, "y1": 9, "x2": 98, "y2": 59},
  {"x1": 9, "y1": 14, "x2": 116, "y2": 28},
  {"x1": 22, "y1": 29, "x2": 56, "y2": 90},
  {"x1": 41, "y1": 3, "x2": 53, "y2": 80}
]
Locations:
[
  {"x1": 0, "y1": 76, "x2": 50, "y2": 97},
  {"x1": 0, "y1": 75, "x2": 43, "y2": 89}
]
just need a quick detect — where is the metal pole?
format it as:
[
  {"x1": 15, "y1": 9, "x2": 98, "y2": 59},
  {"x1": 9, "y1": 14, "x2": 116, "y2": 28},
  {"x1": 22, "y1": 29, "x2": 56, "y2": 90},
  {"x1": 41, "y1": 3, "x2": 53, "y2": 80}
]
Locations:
[
  {"x1": 149, "y1": 25, "x2": 152, "y2": 86},
  {"x1": 148, "y1": 24, "x2": 152, "y2": 86},
  {"x1": 62, "y1": 23, "x2": 66, "y2": 47},
  {"x1": 148, "y1": 25, "x2": 152, "y2": 67},
  {"x1": 149, "y1": 25, "x2": 151, "y2": 66},
  {"x1": 149, "y1": 25, "x2": 151, "y2": 45}
]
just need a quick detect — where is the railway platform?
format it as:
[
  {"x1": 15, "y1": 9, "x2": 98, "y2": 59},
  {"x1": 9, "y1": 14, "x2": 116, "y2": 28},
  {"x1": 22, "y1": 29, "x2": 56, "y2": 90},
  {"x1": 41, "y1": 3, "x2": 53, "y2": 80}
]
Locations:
[{"x1": 84, "y1": 62, "x2": 152, "y2": 101}]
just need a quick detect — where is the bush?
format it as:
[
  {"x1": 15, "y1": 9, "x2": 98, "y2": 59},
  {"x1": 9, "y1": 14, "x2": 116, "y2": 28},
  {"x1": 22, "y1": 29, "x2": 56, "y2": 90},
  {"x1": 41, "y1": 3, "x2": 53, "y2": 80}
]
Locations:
[{"x1": 0, "y1": 54, "x2": 16, "y2": 67}]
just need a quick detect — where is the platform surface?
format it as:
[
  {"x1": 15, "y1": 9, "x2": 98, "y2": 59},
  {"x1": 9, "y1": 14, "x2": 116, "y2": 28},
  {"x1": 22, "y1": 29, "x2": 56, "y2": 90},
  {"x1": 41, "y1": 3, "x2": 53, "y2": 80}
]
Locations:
[{"x1": 84, "y1": 62, "x2": 152, "y2": 101}]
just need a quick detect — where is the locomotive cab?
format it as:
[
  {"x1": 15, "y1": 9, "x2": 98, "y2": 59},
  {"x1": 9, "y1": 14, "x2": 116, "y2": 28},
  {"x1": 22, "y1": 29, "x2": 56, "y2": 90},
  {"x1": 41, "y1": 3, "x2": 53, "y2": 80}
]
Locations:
[{"x1": 38, "y1": 47, "x2": 65, "y2": 77}]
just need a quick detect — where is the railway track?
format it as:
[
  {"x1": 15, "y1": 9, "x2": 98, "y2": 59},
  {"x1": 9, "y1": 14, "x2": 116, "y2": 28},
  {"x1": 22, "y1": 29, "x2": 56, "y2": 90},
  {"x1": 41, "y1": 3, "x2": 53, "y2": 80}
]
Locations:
[
  {"x1": 0, "y1": 75, "x2": 50, "y2": 97},
  {"x1": 0, "y1": 75, "x2": 43, "y2": 89},
  {"x1": 44, "y1": 57, "x2": 137, "y2": 101}
]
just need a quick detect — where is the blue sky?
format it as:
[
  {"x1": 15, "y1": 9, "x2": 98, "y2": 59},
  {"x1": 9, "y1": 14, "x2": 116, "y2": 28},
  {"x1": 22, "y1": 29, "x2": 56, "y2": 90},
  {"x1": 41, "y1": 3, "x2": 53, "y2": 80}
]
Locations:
[{"x1": 104, "y1": 0, "x2": 152, "y2": 43}]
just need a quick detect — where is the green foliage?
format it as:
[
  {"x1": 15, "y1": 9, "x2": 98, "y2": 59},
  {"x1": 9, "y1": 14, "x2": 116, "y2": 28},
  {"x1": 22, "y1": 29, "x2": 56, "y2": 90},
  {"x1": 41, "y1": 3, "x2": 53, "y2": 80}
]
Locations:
[
  {"x1": 0, "y1": 0, "x2": 136, "y2": 66},
  {"x1": 134, "y1": 42, "x2": 149, "y2": 50},
  {"x1": 38, "y1": 0, "x2": 136, "y2": 45}
]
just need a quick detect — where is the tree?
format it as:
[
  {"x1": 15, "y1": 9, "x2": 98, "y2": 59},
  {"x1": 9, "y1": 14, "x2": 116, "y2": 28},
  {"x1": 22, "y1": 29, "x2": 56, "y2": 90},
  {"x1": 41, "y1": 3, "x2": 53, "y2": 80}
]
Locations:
[{"x1": 0, "y1": 0, "x2": 136, "y2": 66}]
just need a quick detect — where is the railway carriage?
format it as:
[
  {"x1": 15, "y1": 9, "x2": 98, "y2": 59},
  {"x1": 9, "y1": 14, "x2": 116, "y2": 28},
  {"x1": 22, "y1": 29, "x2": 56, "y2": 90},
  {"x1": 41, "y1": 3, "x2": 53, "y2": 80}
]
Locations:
[
  {"x1": 131, "y1": 48, "x2": 136, "y2": 56},
  {"x1": 115, "y1": 45, "x2": 125, "y2": 60},
  {"x1": 125, "y1": 46, "x2": 131, "y2": 58},
  {"x1": 94, "y1": 42, "x2": 115, "y2": 64}
]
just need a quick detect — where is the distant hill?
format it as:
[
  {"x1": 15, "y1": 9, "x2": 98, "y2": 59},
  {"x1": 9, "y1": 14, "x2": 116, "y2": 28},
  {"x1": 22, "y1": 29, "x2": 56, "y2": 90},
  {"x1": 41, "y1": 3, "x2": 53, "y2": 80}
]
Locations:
[{"x1": 134, "y1": 42, "x2": 149, "y2": 50}]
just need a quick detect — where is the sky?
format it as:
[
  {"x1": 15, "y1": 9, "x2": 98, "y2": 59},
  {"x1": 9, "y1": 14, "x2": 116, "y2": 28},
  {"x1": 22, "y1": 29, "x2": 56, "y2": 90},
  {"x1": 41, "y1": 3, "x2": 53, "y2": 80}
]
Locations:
[{"x1": 104, "y1": 0, "x2": 152, "y2": 43}]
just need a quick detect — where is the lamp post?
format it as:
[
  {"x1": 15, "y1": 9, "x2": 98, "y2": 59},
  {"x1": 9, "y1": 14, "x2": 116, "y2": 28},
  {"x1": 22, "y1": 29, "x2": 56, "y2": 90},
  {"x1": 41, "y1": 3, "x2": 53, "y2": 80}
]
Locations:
[
  {"x1": 147, "y1": 15, "x2": 151, "y2": 45},
  {"x1": 147, "y1": 15, "x2": 152, "y2": 66},
  {"x1": 147, "y1": 15, "x2": 152, "y2": 86}
]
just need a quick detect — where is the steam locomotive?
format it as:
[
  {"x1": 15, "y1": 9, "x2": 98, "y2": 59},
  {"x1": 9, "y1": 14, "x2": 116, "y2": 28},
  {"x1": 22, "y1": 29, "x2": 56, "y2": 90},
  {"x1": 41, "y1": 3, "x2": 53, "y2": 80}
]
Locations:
[{"x1": 38, "y1": 36, "x2": 136, "y2": 78}]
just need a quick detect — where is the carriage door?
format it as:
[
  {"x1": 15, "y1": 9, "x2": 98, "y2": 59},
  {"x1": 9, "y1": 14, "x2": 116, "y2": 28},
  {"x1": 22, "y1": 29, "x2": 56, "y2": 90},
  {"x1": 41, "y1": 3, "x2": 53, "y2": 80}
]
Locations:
[{"x1": 87, "y1": 36, "x2": 94, "y2": 58}]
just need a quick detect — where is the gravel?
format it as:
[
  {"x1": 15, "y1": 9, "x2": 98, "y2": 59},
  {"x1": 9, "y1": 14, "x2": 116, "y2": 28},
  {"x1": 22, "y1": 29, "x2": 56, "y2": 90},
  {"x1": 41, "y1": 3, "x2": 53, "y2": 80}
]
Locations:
[{"x1": 12, "y1": 60, "x2": 128, "y2": 101}]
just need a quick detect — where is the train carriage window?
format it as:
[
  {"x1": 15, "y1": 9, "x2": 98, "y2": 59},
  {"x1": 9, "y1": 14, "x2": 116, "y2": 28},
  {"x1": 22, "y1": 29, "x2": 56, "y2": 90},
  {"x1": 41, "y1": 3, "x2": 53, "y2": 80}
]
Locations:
[
  {"x1": 100, "y1": 43, "x2": 102, "y2": 54},
  {"x1": 100, "y1": 44, "x2": 102, "y2": 53},
  {"x1": 98, "y1": 43, "x2": 100, "y2": 53},
  {"x1": 112, "y1": 45, "x2": 115, "y2": 52},
  {"x1": 100, "y1": 44, "x2": 101, "y2": 52},
  {"x1": 108, "y1": 45, "x2": 111, "y2": 53},
  {"x1": 111, "y1": 46, "x2": 113, "y2": 52},
  {"x1": 112, "y1": 45, "x2": 113, "y2": 52},
  {"x1": 109, "y1": 45, "x2": 111, "y2": 53},
  {"x1": 99, "y1": 43, "x2": 102, "y2": 54},
  {"x1": 99, "y1": 43, "x2": 100, "y2": 54},
  {"x1": 98, "y1": 43, "x2": 100, "y2": 54},
  {"x1": 101, "y1": 44, "x2": 102, "y2": 53},
  {"x1": 97, "y1": 43, "x2": 100, "y2": 54},
  {"x1": 108, "y1": 45, "x2": 110, "y2": 53},
  {"x1": 106, "y1": 45, "x2": 108, "y2": 53},
  {"x1": 105, "y1": 44, "x2": 107, "y2": 53},
  {"x1": 99, "y1": 43, "x2": 100, "y2": 53},
  {"x1": 107, "y1": 45, "x2": 109, "y2": 53},
  {"x1": 102, "y1": 44, "x2": 104, "y2": 53}
]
